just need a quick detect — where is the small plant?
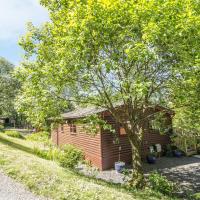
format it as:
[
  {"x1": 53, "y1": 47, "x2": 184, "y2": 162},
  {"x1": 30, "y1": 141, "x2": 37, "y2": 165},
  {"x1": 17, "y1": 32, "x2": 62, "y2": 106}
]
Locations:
[
  {"x1": 46, "y1": 146, "x2": 62, "y2": 161},
  {"x1": 4, "y1": 130, "x2": 24, "y2": 139},
  {"x1": 59, "y1": 145, "x2": 84, "y2": 169},
  {"x1": 148, "y1": 172, "x2": 176, "y2": 196},
  {"x1": 33, "y1": 147, "x2": 48, "y2": 159},
  {"x1": 121, "y1": 168, "x2": 132, "y2": 183}
]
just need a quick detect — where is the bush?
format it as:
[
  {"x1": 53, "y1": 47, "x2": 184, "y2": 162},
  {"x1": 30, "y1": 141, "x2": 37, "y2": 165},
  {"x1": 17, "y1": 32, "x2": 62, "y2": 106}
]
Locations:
[
  {"x1": 33, "y1": 147, "x2": 48, "y2": 159},
  {"x1": 26, "y1": 131, "x2": 50, "y2": 143},
  {"x1": 46, "y1": 147, "x2": 62, "y2": 161},
  {"x1": 59, "y1": 145, "x2": 84, "y2": 169},
  {"x1": 148, "y1": 172, "x2": 176, "y2": 196},
  {"x1": 33, "y1": 144, "x2": 83, "y2": 167},
  {"x1": 4, "y1": 130, "x2": 24, "y2": 139}
]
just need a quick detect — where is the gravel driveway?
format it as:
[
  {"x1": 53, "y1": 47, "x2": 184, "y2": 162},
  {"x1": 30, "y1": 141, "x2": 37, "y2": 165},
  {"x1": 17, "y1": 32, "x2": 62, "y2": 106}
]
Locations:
[
  {"x1": 79, "y1": 156, "x2": 200, "y2": 197},
  {"x1": 143, "y1": 156, "x2": 200, "y2": 195},
  {"x1": 0, "y1": 171, "x2": 47, "y2": 200}
]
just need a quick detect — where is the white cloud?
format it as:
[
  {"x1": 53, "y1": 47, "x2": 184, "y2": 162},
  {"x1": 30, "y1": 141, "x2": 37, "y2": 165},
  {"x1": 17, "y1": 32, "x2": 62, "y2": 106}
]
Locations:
[{"x1": 0, "y1": 0, "x2": 49, "y2": 40}]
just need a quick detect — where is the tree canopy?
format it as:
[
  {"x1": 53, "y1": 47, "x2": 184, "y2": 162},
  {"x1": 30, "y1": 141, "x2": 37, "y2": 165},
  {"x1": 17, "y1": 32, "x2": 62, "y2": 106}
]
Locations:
[
  {"x1": 17, "y1": 0, "x2": 200, "y2": 187},
  {"x1": 0, "y1": 57, "x2": 19, "y2": 117}
]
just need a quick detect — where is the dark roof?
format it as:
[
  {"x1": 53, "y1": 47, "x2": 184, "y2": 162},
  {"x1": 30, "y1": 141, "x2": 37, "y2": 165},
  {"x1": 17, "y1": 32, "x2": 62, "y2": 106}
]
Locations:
[
  {"x1": 61, "y1": 103, "x2": 173, "y2": 120},
  {"x1": 61, "y1": 106, "x2": 106, "y2": 119}
]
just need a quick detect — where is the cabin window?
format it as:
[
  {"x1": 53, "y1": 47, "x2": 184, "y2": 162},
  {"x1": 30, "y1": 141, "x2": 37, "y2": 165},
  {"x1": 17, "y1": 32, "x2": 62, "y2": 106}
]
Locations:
[
  {"x1": 60, "y1": 124, "x2": 64, "y2": 133},
  {"x1": 70, "y1": 124, "x2": 77, "y2": 134},
  {"x1": 119, "y1": 127, "x2": 127, "y2": 136}
]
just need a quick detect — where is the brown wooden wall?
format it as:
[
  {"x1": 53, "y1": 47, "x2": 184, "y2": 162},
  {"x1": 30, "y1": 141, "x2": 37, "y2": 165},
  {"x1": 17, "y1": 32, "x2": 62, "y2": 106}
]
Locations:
[
  {"x1": 100, "y1": 111, "x2": 171, "y2": 170},
  {"x1": 101, "y1": 131, "x2": 170, "y2": 170},
  {"x1": 51, "y1": 111, "x2": 172, "y2": 170},
  {"x1": 51, "y1": 123, "x2": 103, "y2": 169}
]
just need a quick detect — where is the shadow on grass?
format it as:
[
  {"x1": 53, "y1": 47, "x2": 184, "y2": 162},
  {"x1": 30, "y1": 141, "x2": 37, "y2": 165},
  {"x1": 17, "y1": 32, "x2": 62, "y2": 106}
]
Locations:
[
  {"x1": 0, "y1": 135, "x2": 35, "y2": 155},
  {"x1": 0, "y1": 134, "x2": 176, "y2": 199}
]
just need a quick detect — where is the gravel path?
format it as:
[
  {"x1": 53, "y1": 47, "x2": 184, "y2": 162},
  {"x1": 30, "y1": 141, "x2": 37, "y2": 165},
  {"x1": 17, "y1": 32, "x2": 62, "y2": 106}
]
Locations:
[
  {"x1": 0, "y1": 171, "x2": 47, "y2": 200},
  {"x1": 146, "y1": 157, "x2": 200, "y2": 196},
  {"x1": 78, "y1": 156, "x2": 200, "y2": 196}
]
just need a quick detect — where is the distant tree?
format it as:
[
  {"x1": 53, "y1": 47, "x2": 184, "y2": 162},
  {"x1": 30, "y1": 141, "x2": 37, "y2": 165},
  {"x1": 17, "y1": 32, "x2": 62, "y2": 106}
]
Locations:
[
  {"x1": 0, "y1": 57, "x2": 19, "y2": 117},
  {"x1": 18, "y1": 0, "x2": 200, "y2": 187}
]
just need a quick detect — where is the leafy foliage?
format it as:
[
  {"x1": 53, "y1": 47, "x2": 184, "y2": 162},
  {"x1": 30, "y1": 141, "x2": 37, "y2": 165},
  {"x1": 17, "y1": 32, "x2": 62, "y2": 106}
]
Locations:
[
  {"x1": 17, "y1": 0, "x2": 200, "y2": 187},
  {"x1": 0, "y1": 57, "x2": 19, "y2": 117},
  {"x1": 33, "y1": 146, "x2": 49, "y2": 159},
  {"x1": 149, "y1": 112, "x2": 172, "y2": 135},
  {"x1": 148, "y1": 172, "x2": 176, "y2": 196},
  {"x1": 32, "y1": 145, "x2": 61, "y2": 161},
  {"x1": 193, "y1": 193, "x2": 200, "y2": 200},
  {"x1": 14, "y1": 79, "x2": 68, "y2": 130},
  {"x1": 26, "y1": 131, "x2": 50, "y2": 143},
  {"x1": 79, "y1": 114, "x2": 116, "y2": 135},
  {"x1": 173, "y1": 67, "x2": 200, "y2": 136},
  {"x1": 59, "y1": 144, "x2": 84, "y2": 169}
]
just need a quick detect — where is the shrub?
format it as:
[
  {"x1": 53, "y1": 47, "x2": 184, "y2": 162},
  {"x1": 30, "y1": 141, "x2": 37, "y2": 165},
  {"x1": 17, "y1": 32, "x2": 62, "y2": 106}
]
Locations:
[
  {"x1": 59, "y1": 145, "x2": 84, "y2": 169},
  {"x1": 4, "y1": 130, "x2": 24, "y2": 139},
  {"x1": 46, "y1": 147, "x2": 62, "y2": 161},
  {"x1": 33, "y1": 146, "x2": 62, "y2": 161},
  {"x1": 148, "y1": 172, "x2": 176, "y2": 196},
  {"x1": 33, "y1": 145, "x2": 83, "y2": 167},
  {"x1": 33, "y1": 147, "x2": 48, "y2": 159},
  {"x1": 26, "y1": 131, "x2": 50, "y2": 143}
]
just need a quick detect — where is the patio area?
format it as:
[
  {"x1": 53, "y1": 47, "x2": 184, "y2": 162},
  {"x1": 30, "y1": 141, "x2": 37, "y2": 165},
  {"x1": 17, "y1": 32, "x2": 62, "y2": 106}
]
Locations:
[
  {"x1": 78, "y1": 156, "x2": 200, "y2": 196},
  {"x1": 144, "y1": 156, "x2": 200, "y2": 195}
]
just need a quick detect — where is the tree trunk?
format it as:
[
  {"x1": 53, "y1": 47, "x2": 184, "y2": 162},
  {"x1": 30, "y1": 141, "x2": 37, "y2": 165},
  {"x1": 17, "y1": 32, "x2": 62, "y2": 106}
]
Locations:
[{"x1": 127, "y1": 126, "x2": 145, "y2": 189}]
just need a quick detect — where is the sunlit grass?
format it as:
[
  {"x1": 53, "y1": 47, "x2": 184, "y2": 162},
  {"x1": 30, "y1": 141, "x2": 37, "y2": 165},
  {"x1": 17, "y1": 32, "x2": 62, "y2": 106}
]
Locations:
[{"x1": 0, "y1": 133, "x2": 176, "y2": 200}]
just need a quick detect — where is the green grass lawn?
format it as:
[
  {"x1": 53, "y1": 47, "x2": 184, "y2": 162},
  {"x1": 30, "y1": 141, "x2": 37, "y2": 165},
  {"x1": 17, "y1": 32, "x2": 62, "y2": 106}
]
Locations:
[{"x1": 0, "y1": 133, "x2": 176, "y2": 200}]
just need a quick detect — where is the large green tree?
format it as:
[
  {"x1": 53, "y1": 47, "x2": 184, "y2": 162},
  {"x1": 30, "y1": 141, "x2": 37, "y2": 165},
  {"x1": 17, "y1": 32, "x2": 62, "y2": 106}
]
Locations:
[
  {"x1": 18, "y1": 0, "x2": 200, "y2": 187},
  {"x1": 0, "y1": 57, "x2": 19, "y2": 117}
]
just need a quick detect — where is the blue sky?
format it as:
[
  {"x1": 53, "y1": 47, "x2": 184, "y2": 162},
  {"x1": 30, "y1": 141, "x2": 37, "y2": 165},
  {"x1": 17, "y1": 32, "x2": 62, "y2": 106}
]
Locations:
[{"x1": 0, "y1": 0, "x2": 49, "y2": 65}]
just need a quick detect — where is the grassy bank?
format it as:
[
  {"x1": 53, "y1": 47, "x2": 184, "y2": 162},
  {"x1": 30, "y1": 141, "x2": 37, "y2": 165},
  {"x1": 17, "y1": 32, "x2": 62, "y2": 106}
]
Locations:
[{"x1": 0, "y1": 133, "x2": 176, "y2": 200}]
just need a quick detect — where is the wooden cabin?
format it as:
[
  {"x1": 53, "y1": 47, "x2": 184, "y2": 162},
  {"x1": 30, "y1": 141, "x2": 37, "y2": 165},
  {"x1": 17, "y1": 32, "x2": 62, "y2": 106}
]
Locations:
[{"x1": 51, "y1": 105, "x2": 173, "y2": 170}]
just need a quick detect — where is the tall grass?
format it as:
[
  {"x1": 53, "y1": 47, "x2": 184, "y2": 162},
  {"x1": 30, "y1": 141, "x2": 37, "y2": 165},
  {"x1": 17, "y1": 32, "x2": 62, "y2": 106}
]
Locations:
[
  {"x1": 26, "y1": 131, "x2": 50, "y2": 143},
  {"x1": 4, "y1": 130, "x2": 24, "y2": 139}
]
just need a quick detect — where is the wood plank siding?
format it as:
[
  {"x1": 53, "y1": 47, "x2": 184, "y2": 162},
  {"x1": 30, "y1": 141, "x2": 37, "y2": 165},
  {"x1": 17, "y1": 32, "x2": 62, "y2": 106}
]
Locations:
[
  {"x1": 52, "y1": 123, "x2": 103, "y2": 169},
  {"x1": 100, "y1": 111, "x2": 171, "y2": 169}
]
